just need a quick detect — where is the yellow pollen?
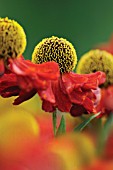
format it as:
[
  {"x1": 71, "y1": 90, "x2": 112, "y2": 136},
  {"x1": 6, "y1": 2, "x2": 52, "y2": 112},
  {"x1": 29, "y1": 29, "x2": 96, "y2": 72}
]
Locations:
[
  {"x1": 76, "y1": 49, "x2": 113, "y2": 86},
  {"x1": 32, "y1": 36, "x2": 77, "y2": 73},
  {"x1": 0, "y1": 17, "x2": 27, "y2": 61}
]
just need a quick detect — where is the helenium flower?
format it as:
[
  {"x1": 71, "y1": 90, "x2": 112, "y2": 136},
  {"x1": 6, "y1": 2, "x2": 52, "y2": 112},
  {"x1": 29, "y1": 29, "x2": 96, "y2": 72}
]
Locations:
[
  {"x1": 32, "y1": 36, "x2": 106, "y2": 115},
  {"x1": 0, "y1": 17, "x2": 26, "y2": 75}
]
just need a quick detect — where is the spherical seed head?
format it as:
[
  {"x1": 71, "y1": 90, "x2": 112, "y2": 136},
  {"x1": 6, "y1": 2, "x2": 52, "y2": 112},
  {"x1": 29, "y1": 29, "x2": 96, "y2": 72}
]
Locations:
[
  {"x1": 32, "y1": 36, "x2": 77, "y2": 73},
  {"x1": 76, "y1": 49, "x2": 113, "y2": 86},
  {"x1": 0, "y1": 17, "x2": 27, "y2": 60}
]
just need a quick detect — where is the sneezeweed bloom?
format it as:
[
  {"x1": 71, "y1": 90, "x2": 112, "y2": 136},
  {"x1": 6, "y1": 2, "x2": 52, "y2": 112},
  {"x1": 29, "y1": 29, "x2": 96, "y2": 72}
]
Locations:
[
  {"x1": 76, "y1": 49, "x2": 113, "y2": 116},
  {"x1": 0, "y1": 17, "x2": 26, "y2": 75},
  {"x1": 32, "y1": 36, "x2": 106, "y2": 115}
]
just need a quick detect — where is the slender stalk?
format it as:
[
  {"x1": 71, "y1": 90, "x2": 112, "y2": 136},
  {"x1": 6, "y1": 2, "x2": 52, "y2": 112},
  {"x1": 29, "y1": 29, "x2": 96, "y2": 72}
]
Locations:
[
  {"x1": 96, "y1": 113, "x2": 113, "y2": 155},
  {"x1": 52, "y1": 111, "x2": 66, "y2": 137},
  {"x1": 56, "y1": 115, "x2": 66, "y2": 136},
  {"x1": 52, "y1": 111, "x2": 57, "y2": 136}
]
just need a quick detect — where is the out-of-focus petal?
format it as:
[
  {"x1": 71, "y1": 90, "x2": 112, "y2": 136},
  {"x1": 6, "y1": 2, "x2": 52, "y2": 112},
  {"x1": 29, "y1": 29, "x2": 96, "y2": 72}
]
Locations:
[
  {"x1": 96, "y1": 85, "x2": 113, "y2": 116},
  {"x1": 96, "y1": 34, "x2": 113, "y2": 55},
  {"x1": 83, "y1": 160, "x2": 113, "y2": 170}
]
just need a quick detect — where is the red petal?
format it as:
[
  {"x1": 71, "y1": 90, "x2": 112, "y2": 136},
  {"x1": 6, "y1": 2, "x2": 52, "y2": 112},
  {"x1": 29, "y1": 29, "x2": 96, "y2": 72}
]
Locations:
[
  {"x1": 9, "y1": 57, "x2": 60, "y2": 92},
  {"x1": 1, "y1": 86, "x2": 20, "y2": 97},
  {"x1": 62, "y1": 72, "x2": 88, "y2": 93},
  {"x1": 9, "y1": 57, "x2": 60, "y2": 80},
  {"x1": 13, "y1": 89, "x2": 36, "y2": 105},
  {"x1": 38, "y1": 82, "x2": 55, "y2": 103},
  {"x1": 41, "y1": 79, "x2": 72, "y2": 113},
  {"x1": 0, "y1": 58, "x2": 5, "y2": 76},
  {"x1": 70, "y1": 104, "x2": 86, "y2": 116},
  {"x1": 0, "y1": 73, "x2": 20, "y2": 97},
  {"x1": 52, "y1": 79, "x2": 72, "y2": 112},
  {"x1": 42, "y1": 100, "x2": 55, "y2": 112},
  {"x1": 104, "y1": 86, "x2": 113, "y2": 111},
  {"x1": 62, "y1": 72, "x2": 105, "y2": 114},
  {"x1": 62, "y1": 71, "x2": 106, "y2": 93},
  {"x1": 83, "y1": 71, "x2": 106, "y2": 89}
]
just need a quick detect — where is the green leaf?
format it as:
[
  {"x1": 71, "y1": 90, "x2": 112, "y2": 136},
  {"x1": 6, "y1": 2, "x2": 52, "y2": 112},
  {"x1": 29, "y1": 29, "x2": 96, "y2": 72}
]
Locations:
[
  {"x1": 97, "y1": 113, "x2": 113, "y2": 155},
  {"x1": 56, "y1": 115, "x2": 66, "y2": 136},
  {"x1": 74, "y1": 112, "x2": 101, "y2": 132},
  {"x1": 52, "y1": 111, "x2": 57, "y2": 136}
]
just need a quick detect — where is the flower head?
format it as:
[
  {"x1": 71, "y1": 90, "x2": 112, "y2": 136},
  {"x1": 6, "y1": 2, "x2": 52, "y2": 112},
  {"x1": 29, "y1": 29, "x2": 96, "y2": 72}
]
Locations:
[
  {"x1": 32, "y1": 36, "x2": 77, "y2": 73},
  {"x1": 32, "y1": 37, "x2": 106, "y2": 115},
  {"x1": 0, "y1": 17, "x2": 27, "y2": 75},
  {"x1": 76, "y1": 49, "x2": 113, "y2": 86},
  {"x1": 0, "y1": 33, "x2": 106, "y2": 116}
]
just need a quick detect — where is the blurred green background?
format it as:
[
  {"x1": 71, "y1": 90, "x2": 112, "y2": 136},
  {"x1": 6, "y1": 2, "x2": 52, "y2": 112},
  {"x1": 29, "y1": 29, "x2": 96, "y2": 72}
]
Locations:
[{"x1": 0, "y1": 0, "x2": 113, "y2": 60}]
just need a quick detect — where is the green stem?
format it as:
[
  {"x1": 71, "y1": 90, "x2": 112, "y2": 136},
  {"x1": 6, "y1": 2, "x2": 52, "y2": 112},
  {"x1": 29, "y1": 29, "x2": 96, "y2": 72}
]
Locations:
[
  {"x1": 56, "y1": 115, "x2": 66, "y2": 136},
  {"x1": 52, "y1": 111, "x2": 66, "y2": 137},
  {"x1": 52, "y1": 111, "x2": 57, "y2": 136},
  {"x1": 96, "y1": 113, "x2": 113, "y2": 155}
]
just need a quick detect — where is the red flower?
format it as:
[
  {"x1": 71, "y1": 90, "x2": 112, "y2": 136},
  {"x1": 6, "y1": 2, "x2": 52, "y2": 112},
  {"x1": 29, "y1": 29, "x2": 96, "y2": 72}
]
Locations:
[
  {"x1": 0, "y1": 56, "x2": 106, "y2": 116},
  {"x1": 40, "y1": 71, "x2": 106, "y2": 115},
  {"x1": 0, "y1": 56, "x2": 60, "y2": 104}
]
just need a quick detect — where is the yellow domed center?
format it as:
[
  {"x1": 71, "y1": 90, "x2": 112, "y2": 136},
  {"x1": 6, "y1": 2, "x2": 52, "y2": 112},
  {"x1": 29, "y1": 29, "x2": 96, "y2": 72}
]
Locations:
[
  {"x1": 0, "y1": 17, "x2": 27, "y2": 61},
  {"x1": 76, "y1": 49, "x2": 113, "y2": 86},
  {"x1": 32, "y1": 36, "x2": 77, "y2": 73}
]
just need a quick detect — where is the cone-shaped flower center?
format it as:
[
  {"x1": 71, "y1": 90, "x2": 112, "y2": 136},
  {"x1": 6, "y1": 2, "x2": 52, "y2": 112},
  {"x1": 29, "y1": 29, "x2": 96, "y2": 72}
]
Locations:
[
  {"x1": 32, "y1": 36, "x2": 77, "y2": 73},
  {"x1": 76, "y1": 49, "x2": 113, "y2": 86},
  {"x1": 0, "y1": 17, "x2": 26, "y2": 60}
]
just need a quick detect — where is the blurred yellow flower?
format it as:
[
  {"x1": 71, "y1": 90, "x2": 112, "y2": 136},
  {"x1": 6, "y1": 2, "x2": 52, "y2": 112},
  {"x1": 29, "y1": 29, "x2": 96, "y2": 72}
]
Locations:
[
  {"x1": 49, "y1": 133, "x2": 95, "y2": 170},
  {"x1": 0, "y1": 111, "x2": 39, "y2": 161}
]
